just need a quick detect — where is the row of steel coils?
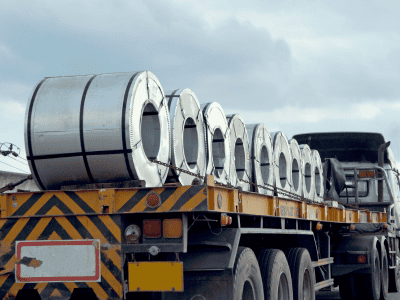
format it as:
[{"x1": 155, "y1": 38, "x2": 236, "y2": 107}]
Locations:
[{"x1": 25, "y1": 71, "x2": 324, "y2": 201}]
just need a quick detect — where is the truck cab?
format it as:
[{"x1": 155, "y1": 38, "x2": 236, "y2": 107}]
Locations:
[
  {"x1": 293, "y1": 132, "x2": 400, "y2": 225},
  {"x1": 294, "y1": 132, "x2": 400, "y2": 298}
]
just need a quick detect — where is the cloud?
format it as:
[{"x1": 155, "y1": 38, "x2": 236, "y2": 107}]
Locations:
[
  {"x1": 1, "y1": 0, "x2": 400, "y2": 172},
  {"x1": 0, "y1": 81, "x2": 32, "y2": 105},
  {"x1": 0, "y1": 99, "x2": 26, "y2": 119},
  {"x1": 227, "y1": 100, "x2": 400, "y2": 125}
]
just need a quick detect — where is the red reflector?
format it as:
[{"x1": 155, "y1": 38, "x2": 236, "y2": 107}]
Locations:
[
  {"x1": 146, "y1": 192, "x2": 161, "y2": 208},
  {"x1": 143, "y1": 219, "x2": 162, "y2": 238}
]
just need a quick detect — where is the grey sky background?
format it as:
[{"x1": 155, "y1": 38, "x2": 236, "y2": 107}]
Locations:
[{"x1": 1, "y1": 0, "x2": 400, "y2": 174}]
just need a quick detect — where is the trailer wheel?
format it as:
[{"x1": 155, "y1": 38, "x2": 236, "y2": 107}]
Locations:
[
  {"x1": 389, "y1": 257, "x2": 400, "y2": 292},
  {"x1": 285, "y1": 248, "x2": 315, "y2": 300},
  {"x1": 357, "y1": 245, "x2": 382, "y2": 300},
  {"x1": 358, "y1": 245, "x2": 381, "y2": 300},
  {"x1": 258, "y1": 249, "x2": 293, "y2": 300},
  {"x1": 339, "y1": 245, "x2": 381, "y2": 300},
  {"x1": 380, "y1": 248, "x2": 389, "y2": 300},
  {"x1": 233, "y1": 247, "x2": 264, "y2": 300}
]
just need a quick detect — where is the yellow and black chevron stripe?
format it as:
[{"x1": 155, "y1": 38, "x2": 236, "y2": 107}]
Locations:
[
  {"x1": 0, "y1": 215, "x2": 122, "y2": 300},
  {"x1": 5, "y1": 185, "x2": 208, "y2": 218},
  {"x1": 115, "y1": 185, "x2": 207, "y2": 213},
  {"x1": 8, "y1": 191, "x2": 100, "y2": 217}
]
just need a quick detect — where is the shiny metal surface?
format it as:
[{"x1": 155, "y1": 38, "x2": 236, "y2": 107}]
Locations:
[
  {"x1": 165, "y1": 88, "x2": 206, "y2": 185},
  {"x1": 25, "y1": 71, "x2": 170, "y2": 190},
  {"x1": 271, "y1": 132, "x2": 292, "y2": 193},
  {"x1": 300, "y1": 144, "x2": 315, "y2": 200},
  {"x1": 312, "y1": 150, "x2": 324, "y2": 202},
  {"x1": 247, "y1": 124, "x2": 274, "y2": 195},
  {"x1": 201, "y1": 102, "x2": 231, "y2": 185},
  {"x1": 289, "y1": 138, "x2": 303, "y2": 196},
  {"x1": 226, "y1": 114, "x2": 250, "y2": 191}
]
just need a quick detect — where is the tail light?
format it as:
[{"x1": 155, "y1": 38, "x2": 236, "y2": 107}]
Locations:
[
  {"x1": 125, "y1": 224, "x2": 141, "y2": 244},
  {"x1": 221, "y1": 214, "x2": 232, "y2": 226},
  {"x1": 163, "y1": 219, "x2": 183, "y2": 238},
  {"x1": 143, "y1": 219, "x2": 162, "y2": 238},
  {"x1": 359, "y1": 170, "x2": 375, "y2": 178}
]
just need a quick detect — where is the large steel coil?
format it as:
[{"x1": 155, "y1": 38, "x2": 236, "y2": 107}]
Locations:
[
  {"x1": 201, "y1": 102, "x2": 231, "y2": 185},
  {"x1": 246, "y1": 124, "x2": 274, "y2": 195},
  {"x1": 165, "y1": 89, "x2": 206, "y2": 185},
  {"x1": 271, "y1": 132, "x2": 292, "y2": 193},
  {"x1": 312, "y1": 150, "x2": 324, "y2": 202},
  {"x1": 289, "y1": 139, "x2": 303, "y2": 196},
  {"x1": 226, "y1": 114, "x2": 250, "y2": 191},
  {"x1": 25, "y1": 71, "x2": 171, "y2": 190},
  {"x1": 300, "y1": 144, "x2": 315, "y2": 199}
]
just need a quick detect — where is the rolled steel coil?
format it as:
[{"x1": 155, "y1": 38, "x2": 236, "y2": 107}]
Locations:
[
  {"x1": 299, "y1": 144, "x2": 315, "y2": 200},
  {"x1": 201, "y1": 102, "x2": 231, "y2": 185},
  {"x1": 165, "y1": 89, "x2": 206, "y2": 185},
  {"x1": 226, "y1": 114, "x2": 250, "y2": 191},
  {"x1": 289, "y1": 139, "x2": 303, "y2": 196},
  {"x1": 312, "y1": 150, "x2": 324, "y2": 202},
  {"x1": 25, "y1": 71, "x2": 171, "y2": 190},
  {"x1": 271, "y1": 132, "x2": 292, "y2": 194},
  {"x1": 246, "y1": 124, "x2": 274, "y2": 195}
]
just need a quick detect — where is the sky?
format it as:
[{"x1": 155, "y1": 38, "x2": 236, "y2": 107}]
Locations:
[{"x1": 1, "y1": 0, "x2": 400, "y2": 174}]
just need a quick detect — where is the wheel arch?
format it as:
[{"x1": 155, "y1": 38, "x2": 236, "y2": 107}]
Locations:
[
  {"x1": 239, "y1": 232, "x2": 319, "y2": 262},
  {"x1": 333, "y1": 235, "x2": 380, "y2": 277}
]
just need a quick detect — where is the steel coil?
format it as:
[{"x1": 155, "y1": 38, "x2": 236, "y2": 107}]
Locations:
[
  {"x1": 25, "y1": 71, "x2": 171, "y2": 190},
  {"x1": 312, "y1": 150, "x2": 324, "y2": 202},
  {"x1": 289, "y1": 139, "x2": 303, "y2": 196},
  {"x1": 299, "y1": 144, "x2": 315, "y2": 199},
  {"x1": 246, "y1": 124, "x2": 274, "y2": 195},
  {"x1": 165, "y1": 89, "x2": 206, "y2": 185},
  {"x1": 201, "y1": 102, "x2": 231, "y2": 185},
  {"x1": 226, "y1": 114, "x2": 250, "y2": 191},
  {"x1": 271, "y1": 132, "x2": 292, "y2": 194}
]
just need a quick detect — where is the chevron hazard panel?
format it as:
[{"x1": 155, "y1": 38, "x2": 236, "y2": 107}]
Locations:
[{"x1": 0, "y1": 215, "x2": 122, "y2": 300}]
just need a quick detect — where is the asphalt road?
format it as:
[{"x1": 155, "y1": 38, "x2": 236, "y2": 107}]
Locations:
[{"x1": 316, "y1": 289, "x2": 400, "y2": 300}]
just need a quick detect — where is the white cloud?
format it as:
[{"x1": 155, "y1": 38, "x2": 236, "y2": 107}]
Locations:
[
  {"x1": 226, "y1": 100, "x2": 400, "y2": 126},
  {"x1": 0, "y1": 45, "x2": 13, "y2": 58},
  {"x1": 0, "y1": 99, "x2": 26, "y2": 120}
]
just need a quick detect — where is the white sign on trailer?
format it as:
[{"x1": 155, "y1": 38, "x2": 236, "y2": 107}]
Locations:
[{"x1": 15, "y1": 239, "x2": 101, "y2": 283}]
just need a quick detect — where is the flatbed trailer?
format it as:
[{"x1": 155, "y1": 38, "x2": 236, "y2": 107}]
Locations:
[{"x1": 0, "y1": 174, "x2": 396, "y2": 300}]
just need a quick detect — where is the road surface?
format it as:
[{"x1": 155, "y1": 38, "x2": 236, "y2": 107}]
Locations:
[{"x1": 316, "y1": 289, "x2": 400, "y2": 299}]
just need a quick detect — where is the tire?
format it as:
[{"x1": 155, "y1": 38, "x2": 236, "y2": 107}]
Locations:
[
  {"x1": 389, "y1": 242, "x2": 400, "y2": 293},
  {"x1": 357, "y1": 245, "x2": 381, "y2": 300},
  {"x1": 380, "y1": 248, "x2": 389, "y2": 300},
  {"x1": 258, "y1": 249, "x2": 293, "y2": 300},
  {"x1": 233, "y1": 247, "x2": 264, "y2": 300},
  {"x1": 285, "y1": 248, "x2": 315, "y2": 300},
  {"x1": 389, "y1": 262, "x2": 400, "y2": 293},
  {"x1": 339, "y1": 245, "x2": 381, "y2": 300}
]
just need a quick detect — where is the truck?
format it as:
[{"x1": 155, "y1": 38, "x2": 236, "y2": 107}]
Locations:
[{"x1": 0, "y1": 131, "x2": 398, "y2": 300}]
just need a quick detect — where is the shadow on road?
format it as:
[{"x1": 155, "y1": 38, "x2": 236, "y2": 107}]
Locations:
[{"x1": 316, "y1": 289, "x2": 400, "y2": 300}]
